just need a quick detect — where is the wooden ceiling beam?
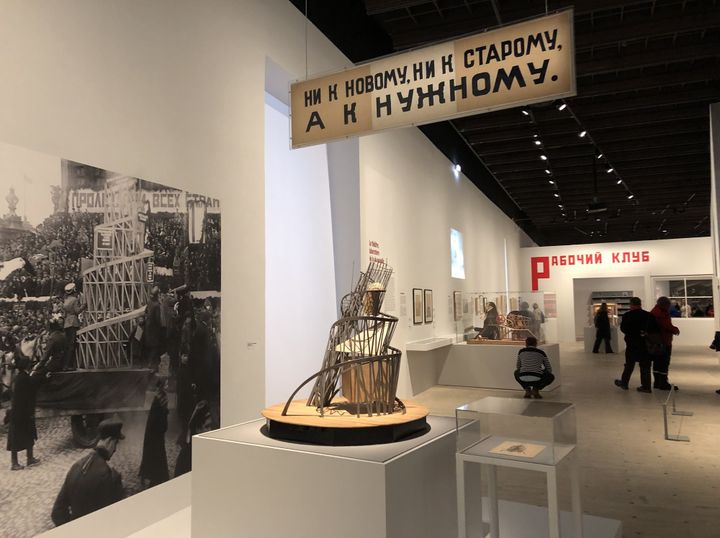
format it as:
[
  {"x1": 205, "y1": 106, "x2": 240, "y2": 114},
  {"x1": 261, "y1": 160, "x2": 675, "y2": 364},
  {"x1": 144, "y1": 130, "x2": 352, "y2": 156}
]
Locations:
[
  {"x1": 577, "y1": 42, "x2": 720, "y2": 77},
  {"x1": 577, "y1": 63, "x2": 720, "y2": 97},
  {"x1": 576, "y1": 10, "x2": 720, "y2": 51}
]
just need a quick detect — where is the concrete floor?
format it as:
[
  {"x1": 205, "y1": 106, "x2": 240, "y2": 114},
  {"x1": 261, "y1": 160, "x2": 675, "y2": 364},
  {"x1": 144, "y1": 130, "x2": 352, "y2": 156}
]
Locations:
[{"x1": 413, "y1": 342, "x2": 720, "y2": 538}]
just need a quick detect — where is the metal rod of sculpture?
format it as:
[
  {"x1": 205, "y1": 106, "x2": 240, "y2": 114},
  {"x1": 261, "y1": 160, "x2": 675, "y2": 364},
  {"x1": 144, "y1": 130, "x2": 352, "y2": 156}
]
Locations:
[
  {"x1": 292, "y1": 262, "x2": 403, "y2": 417},
  {"x1": 75, "y1": 177, "x2": 154, "y2": 369}
]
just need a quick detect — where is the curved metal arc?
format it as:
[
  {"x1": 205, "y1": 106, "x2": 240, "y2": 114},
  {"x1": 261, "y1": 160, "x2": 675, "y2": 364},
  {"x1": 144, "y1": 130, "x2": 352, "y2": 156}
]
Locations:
[{"x1": 280, "y1": 353, "x2": 401, "y2": 416}]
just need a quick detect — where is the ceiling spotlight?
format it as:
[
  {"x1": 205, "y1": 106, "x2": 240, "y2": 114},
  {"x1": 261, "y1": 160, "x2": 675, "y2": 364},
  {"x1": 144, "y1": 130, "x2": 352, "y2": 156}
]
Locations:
[
  {"x1": 534, "y1": 140, "x2": 542, "y2": 146},
  {"x1": 558, "y1": 204, "x2": 564, "y2": 209},
  {"x1": 544, "y1": 169, "x2": 552, "y2": 175},
  {"x1": 627, "y1": 193, "x2": 634, "y2": 200},
  {"x1": 597, "y1": 153, "x2": 604, "y2": 159},
  {"x1": 595, "y1": 217, "x2": 601, "y2": 222},
  {"x1": 548, "y1": 179, "x2": 555, "y2": 185},
  {"x1": 521, "y1": 107, "x2": 530, "y2": 116},
  {"x1": 453, "y1": 163, "x2": 461, "y2": 173},
  {"x1": 555, "y1": 101, "x2": 567, "y2": 111},
  {"x1": 578, "y1": 130, "x2": 587, "y2": 138},
  {"x1": 616, "y1": 179, "x2": 622, "y2": 185},
  {"x1": 606, "y1": 167, "x2": 614, "y2": 173},
  {"x1": 540, "y1": 154, "x2": 548, "y2": 161},
  {"x1": 662, "y1": 229, "x2": 668, "y2": 233},
  {"x1": 553, "y1": 193, "x2": 560, "y2": 198}
]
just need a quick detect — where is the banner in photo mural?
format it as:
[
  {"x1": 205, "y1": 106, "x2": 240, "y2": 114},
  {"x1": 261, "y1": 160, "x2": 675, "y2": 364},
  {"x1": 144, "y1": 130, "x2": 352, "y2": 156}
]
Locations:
[
  {"x1": 0, "y1": 140, "x2": 220, "y2": 536},
  {"x1": 291, "y1": 10, "x2": 575, "y2": 148}
]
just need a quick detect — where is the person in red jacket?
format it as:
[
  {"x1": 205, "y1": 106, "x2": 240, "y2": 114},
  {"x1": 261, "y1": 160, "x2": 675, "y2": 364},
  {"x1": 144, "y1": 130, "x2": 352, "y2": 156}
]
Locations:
[{"x1": 650, "y1": 296, "x2": 680, "y2": 390}]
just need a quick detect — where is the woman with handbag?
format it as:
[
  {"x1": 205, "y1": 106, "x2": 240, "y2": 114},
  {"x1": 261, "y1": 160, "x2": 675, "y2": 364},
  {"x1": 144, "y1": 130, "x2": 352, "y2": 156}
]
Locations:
[{"x1": 650, "y1": 296, "x2": 680, "y2": 390}]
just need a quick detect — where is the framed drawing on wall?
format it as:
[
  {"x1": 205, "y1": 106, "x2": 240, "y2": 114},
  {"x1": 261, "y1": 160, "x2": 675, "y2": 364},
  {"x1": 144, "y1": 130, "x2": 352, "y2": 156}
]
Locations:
[
  {"x1": 424, "y1": 289, "x2": 433, "y2": 323},
  {"x1": 413, "y1": 288, "x2": 423, "y2": 324},
  {"x1": 453, "y1": 291, "x2": 463, "y2": 321}
]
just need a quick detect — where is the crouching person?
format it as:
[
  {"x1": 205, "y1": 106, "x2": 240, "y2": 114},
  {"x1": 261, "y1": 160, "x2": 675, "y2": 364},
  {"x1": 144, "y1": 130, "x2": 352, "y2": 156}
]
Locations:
[{"x1": 514, "y1": 336, "x2": 554, "y2": 399}]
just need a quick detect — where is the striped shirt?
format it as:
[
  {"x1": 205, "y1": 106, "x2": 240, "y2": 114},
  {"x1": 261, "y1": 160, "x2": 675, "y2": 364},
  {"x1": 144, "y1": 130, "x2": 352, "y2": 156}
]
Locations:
[{"x1": 516, "y1": 347, "x2": 552, "y2": 374}]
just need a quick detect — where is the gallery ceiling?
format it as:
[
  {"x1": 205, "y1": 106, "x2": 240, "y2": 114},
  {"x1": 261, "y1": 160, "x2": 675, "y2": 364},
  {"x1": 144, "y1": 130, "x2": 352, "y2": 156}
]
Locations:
[{"x1": 289, "y1": 0, "x2": 720, "y2": 246}]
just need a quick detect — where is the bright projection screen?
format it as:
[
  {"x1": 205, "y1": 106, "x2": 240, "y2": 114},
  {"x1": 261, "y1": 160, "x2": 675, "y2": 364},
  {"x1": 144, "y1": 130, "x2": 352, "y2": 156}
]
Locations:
[{"x1": 450, "y1": 228, "x2": 465, "y2": 279}]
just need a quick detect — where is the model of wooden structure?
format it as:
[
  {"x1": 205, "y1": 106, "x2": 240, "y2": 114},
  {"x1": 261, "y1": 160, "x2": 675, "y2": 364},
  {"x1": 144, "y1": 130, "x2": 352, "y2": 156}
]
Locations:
[{"x1": 262, "y1": 262, "x2": 429, "y2": 445}]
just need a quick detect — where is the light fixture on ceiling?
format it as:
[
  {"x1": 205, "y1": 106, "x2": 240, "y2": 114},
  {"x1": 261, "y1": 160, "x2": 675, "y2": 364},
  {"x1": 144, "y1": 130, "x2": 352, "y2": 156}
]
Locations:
[
  {"x1": 453, "y1": 163, "x2": 461, "y2": 173},
  {"x1": 553, "y1": 193, "x2": 560, "y2": 198},
  {"x1": 521, "y1": 107, "x2": 530, "y2": 116},
  {"x1": 555, "y1": 100, "x2": 567, "y2": 111},
  {"x1": 606, "y1": 167, "x2": 614, "y2": 173},
  {"x1": 558, "y1": 204, "x2": 564, "y2": 209},
  {"x1": 627, "y1": 193, "x2": 634, "y2": 200},
  {"x1": 596, "y1": 153, "x2": 604, "y2": 159},
  {"x1": 616, "y1": 179, "x2": 623, "y2": 185},
  {"x1": 544, "y1": 169, "x2": 551, "y2": 175},
  {"x1": 534, "y1": 139, "x2": 542, "y2": 146},
  {"x1": 540, "y1": 154, "x2": 548, "y2": 161},
  {"x1": 548, "y1": 179, "x2": 555, "y2": 185},
  {"x1": 578, "y1": 130, "x2": 587, "y2": 138}
]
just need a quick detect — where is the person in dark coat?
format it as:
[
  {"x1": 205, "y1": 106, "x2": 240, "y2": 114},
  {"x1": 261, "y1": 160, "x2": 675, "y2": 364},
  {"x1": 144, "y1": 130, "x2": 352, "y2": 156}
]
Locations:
[
  {"x1": 139, "y1": 379, "x2": 169, "y2": 487},
  {"x1": 51, "y1": 419, "x2": 125, "y2": 525},
  {"x1": 176, "y1": 317, "x2": 195, "y2": 446},
  {"x1": 144, "y1": 286, "x2": 163, "y2": 371},
  {"x1": 592, "y1": 302, "x2": 614, "y2": 353},
  {"x1": 615, "y1": 297, "x2": 654, "y2": 393},
  {"x1": 190, "y1": 310, "x2": 213, "y2": 399},
  {"x1": 33, "y1": 317, "x2": 67, "y2": 378},
  {"x1": 650, "y1": 296, "x2": 680, "y2": 390},
  {"x1": 480, "y1": 302, "x2": 500, "y2": 340},
  {"x1": 6, "y1": 355, "x2": 39, "y2": 470},
  {"x1": 174, "y1": 399, "x2": 211, "y2": 477}
]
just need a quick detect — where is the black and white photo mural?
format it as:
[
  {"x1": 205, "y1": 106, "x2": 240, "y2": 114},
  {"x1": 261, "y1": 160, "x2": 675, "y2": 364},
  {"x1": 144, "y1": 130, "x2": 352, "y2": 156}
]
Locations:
[{"x1": 0, "y1": 141, "x2": 221, "y2": 536}]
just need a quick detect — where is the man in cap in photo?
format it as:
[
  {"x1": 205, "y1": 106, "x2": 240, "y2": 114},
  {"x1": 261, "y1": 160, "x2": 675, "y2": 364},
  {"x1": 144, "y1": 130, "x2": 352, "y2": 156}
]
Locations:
[
  {"x1": 62, "y1": 282, "x2": 86, "y2": 369},
  {"x1": 51, "y1": 418, "x2": 125, "y2": 525}
]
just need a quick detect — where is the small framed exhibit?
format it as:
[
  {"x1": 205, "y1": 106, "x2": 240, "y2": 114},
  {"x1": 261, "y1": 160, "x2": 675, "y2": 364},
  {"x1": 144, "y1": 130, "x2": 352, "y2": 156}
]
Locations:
[
  {"x1": 453, "y1": 291, "x2": 463, "y2": 321},
  {"x1": 413, "y1": 288, "x2": 424, "y2": 324},
  {"x1": 424, "y1": 289, "x2": 433, "y2": 323}
]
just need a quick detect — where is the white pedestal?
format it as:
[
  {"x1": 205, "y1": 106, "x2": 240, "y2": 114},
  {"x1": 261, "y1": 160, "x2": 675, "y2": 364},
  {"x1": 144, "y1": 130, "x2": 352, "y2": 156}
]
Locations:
[
  {"x1": 192, "y1": 416, "x2": 483, "y2": 538},
  {"x1": 583, "y1": 326, "x2": 624, "y2": 353},
  {"x1": 438, "y1": 343, "x2": 560, "y2": 391},
  {"x1": 458, "y1": 439, "x2": 582, "y2": 538}
]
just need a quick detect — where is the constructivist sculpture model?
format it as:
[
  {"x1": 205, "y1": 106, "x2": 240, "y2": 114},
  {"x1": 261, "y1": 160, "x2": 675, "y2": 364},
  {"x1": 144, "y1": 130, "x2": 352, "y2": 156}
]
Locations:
[{"x1": 262, "y1": 262, "x2": 429, "y2": 445}]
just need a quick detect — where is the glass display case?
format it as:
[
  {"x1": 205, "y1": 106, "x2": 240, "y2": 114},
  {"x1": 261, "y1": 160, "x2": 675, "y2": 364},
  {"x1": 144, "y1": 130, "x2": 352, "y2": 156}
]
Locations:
[
  {"x1": 454, "y1": 291, "x2": 555, "y2": 344},
  {"x1": 456, "y1": 396, "x2": 576, "y2": 466}
]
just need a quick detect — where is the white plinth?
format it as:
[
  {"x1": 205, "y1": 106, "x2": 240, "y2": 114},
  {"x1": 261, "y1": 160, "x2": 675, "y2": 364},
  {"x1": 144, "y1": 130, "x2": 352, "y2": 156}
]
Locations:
[
  {"x1": 192, "y1": 416, "x2": 483, "y2": 538},
  {"x1": 475, "y1": 498, "x2": 622, "y2": 538},
  {"x1": 438, "y1": 343, "x2": 560, "y2": 391},
  {"x1": 406, "y1": 336, "x2": 455, "y2": 351},
  {"x1": 583, "y1": 326, "x2": 624, "y2": 353}
]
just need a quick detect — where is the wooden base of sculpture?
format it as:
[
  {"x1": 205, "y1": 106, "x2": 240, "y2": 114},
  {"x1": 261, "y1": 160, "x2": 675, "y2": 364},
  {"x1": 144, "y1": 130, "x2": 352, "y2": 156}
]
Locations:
[{"x1": 261, "y1": 399, "x2": 430, "y2": 446}]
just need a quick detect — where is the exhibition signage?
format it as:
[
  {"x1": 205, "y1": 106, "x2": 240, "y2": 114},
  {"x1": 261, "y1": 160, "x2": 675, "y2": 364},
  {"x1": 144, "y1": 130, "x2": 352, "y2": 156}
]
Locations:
[
  {"x1": 68, "y1": 188, "x2": 220, "y2": 214},
  {"x1": 531, "y1": 250, "x2": 651, "y2": 291},
  {"x1": 291, "y1": 10, "x2": 575, "y2": 148}
]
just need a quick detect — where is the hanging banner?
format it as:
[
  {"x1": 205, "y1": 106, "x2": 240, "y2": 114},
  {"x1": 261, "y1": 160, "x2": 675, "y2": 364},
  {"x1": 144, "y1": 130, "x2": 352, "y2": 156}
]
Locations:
[{"x1": 291, "y1": 10, "x2": 575, "y2": 148}]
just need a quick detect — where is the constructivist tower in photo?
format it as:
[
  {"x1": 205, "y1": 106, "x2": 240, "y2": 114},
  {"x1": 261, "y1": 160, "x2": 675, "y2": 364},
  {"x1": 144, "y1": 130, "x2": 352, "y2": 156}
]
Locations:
[{"x1": 76, "y1": 176, "x2": 153, "y2": 369}]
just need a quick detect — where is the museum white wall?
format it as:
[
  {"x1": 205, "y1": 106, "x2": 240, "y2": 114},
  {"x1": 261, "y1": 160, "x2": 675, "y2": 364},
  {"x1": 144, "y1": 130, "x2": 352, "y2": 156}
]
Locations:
[
  {"x1": 0, "y1": 0, "x2": 353, "y2": 535},
  {"x1": 359, "y1": 128, "x2": 531, "y2": 397},
  {"x1": 521, "y1": 237, "x2": 714, "y2": 345},
  {"x1": 264, "y1": 95, "x2": 338, "y2": 405}
]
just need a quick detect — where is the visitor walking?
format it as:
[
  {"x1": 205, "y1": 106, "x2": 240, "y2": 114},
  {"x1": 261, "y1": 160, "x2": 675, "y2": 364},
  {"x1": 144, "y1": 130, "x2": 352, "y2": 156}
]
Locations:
[
  {"x1": 614, "y1": 297, "x2": 653, "y2": 393},
  {"x1": 592, "y1": 302, "x2": 614, "y2": 353},
  {"x1": 650, "y1": 296, "x2": 680, "y2": 390}
]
